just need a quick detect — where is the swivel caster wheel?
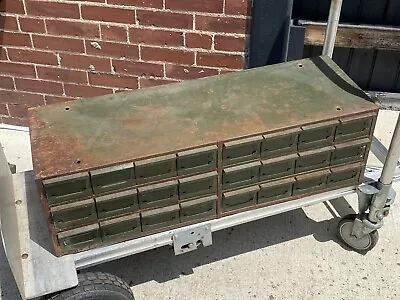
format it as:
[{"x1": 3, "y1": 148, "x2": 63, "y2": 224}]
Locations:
[
  {"x1": 47, "y1": 272, "x2": 135, "y2": 300},
  {"x1": 337, "y1": 214, "x2": 379, "y2": 253}
]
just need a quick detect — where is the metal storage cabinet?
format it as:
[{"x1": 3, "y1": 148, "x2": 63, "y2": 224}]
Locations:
[{"x1": 28, "y1": 56, "x2": 378, "y2": 256}]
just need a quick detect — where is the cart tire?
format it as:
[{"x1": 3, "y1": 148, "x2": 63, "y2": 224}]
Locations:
[
  {"x1": 48, "y1": 272, "x2": 134, "y2": 300},
  {"x1": 337, "y1": 214, "x2": 379, "y2": 252}
]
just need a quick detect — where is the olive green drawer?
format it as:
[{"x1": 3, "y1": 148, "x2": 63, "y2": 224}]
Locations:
[
  {"x1": 298, "y1": 120, "x2": 338, "y2": 150},
  {"x1": 261, "y1": 128, "x2": 300, "y2": 159},
  {"x1": 335, "y1": 113, "x2": 376, "y2": 142},
  {"x1": 258, "y1": 177, "x2": 295, "y2": 204},
  {"x1": 177, "y1": 145, "x2": 217, "y2": 175},
  {"x1": 222, "y1": 161, "x2": 260, "y2": 190},
  {"x1": 135, "y1": 154, "x2": 177, "y2": 184},
  {"x1": 331, "y1": 138, "x2": 370, "y2": 166},
  {"x1": 296, "y1": 146, "x2": 333, "y2": 173},
  {"x1": 44, "y1": 172, "x2": 92, "y2": 205},
  {"x1": 51, "y1": 198, "x2": 97, "y2": 230},
  {"x1": 90, "y1": 163, "x2": 135, "y2": 194},
  {"x1": 96, "y1": 189, "x2": 138, "y2": 219},
  {"x1": 58, "y1": 224, "x2": 101, "y2": 252},
  {"x1": 222, "y1": 136, "x2": 263, "y2": 166},
  {"x1": 138, "y1": 180, "x2": 178, "y2": 209},
  {"x1": 222, "y1": 186, "x2": 259, "y2": 212},
  {"x1": 179, "y1": 171, "x2": 217, "y2": 200},
  {"x1": 260, "y1": 153, "x2": 297, "y2": 182},
  {"x1": 141, "y1": 204, "x2": 180, "y2": 232},
  {"x1": 180, "y1": 195, "x2": 217, "y2": 223},
  {"x1": 327, "y1": 163, "x2": 363, "y2": 188},
  {"x1": 100, "y1": 213, "x2": 141, "y2": 242},
  {"x1": 293, "y1": 170, "x2": 329, "y2": 196}
]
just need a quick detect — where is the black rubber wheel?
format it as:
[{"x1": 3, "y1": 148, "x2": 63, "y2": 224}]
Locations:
[
  {"x1": 49, "y1": 272, "x2": 134, "y2": 300},
  {"x1": 337, "y1": 214, "x2": 379, "y2": 252}
]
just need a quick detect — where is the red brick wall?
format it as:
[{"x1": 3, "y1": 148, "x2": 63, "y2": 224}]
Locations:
[{"x1": 0, "y1": 0, "x2": 252, "y2": 126}]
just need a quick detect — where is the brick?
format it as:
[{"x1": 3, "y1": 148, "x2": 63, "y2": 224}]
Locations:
[
  {"x1": 166, "y1": 0, "x2": 223, "y2": 13},
  {"x1": 214, "y1": 35, "x2": 246, "y2": 51},
  {"x1": 225, "y1": 0, "x2": 253, "y2": 15},
  {"x1": 19, "y1": 18, "x2": 46, "y2": 33},
  {"x1": 86, "y1": 40, "x2": 139, "y2": 59},
  {"x1": 0, "y1": 89, "x2": 44, "y2": 105},
  {"x1": 0, "y1": 75, "x2": 14, "y2": 90},
  {"x1": 33, "y1": 35, "x2": 85, "y2": 53},
  {"x1": 0, "y1": 47, "x2": 7, "y2": 60},
  {"x1": 0, "y1": 16, "x2": 19, "y2": 31},
  {"x1": 64, "y1": 84, "x2": 113, "y2": 98},
  {"x1": 165, "y1": 64, "x2": 219, "y2": 80},
  {"x1": 0, "y1": 0, "x2": 25, "y2": 14},
  {"x1": 8, "y1": 48, "x2": 58, "y2": 65},
  {"x1": 8, "y1": 103, "x2": 31, "y2": 118},
  {"x1": 197, "y1": 52, "x2": 244, "y2": 68},
  {"x1": 26, "y1": 1, "x2": 80, "y2": 19},
  {"x1": 45, "y1": 95, "x2": 75, "y2": 105},
  {"x1": 140, "y1": 78, "x2": 178, "y2": 89},
  {"x1": 112, "y1": 60, "x2": 163, "y2": 77},
  {"x1": 46, "y1": 20, "x2": 100, "y2": 38},
  {"x1": 60, "y1": 54, "x2": 111, "y2": 72},
  {"x1": 0, "y1": 32, "x2": 32, "y2": 47},
  {"x1": 0, "y1": 61, "x2": 36, "y2": 77},
  {"x1": 129, "y1": 28, "x2": 183, "y2": 46},
  {"x1": 37, "y1": 67, "x2": 88, "y2": 84},
  {"x1": 101, "y1": 25, "x2": 127, "y2": 42},
  {"x1": 141, "y1": 47, "x2": 194, "y2": 64},
  {"x1": 195, "y1": 15, "x2": 249, "y2": 34},
  {"x1": 15, "y1": 78, "x2": 64, "y2": 95},
  {"x1": 137, "y1": 10, "x2": 193, "y2": 29},
  {"x1": 108, "y1": 0, "x2": 163, "y2": 8},
  {"x1": 1, "y1": 116, "x2": 29, "y2": 127},
  {"x1": 0, "y1": 103, "x2": 8, "y2": 116},
  {"x1": 89, "y1": 73, "x2": 138, "y2": 89},
  {"x1": 185, "y1": 33, "x2": 212, "y2": 49},
  {"x1": 81, "y1": 6, "x2": 135, "y2": 24}
]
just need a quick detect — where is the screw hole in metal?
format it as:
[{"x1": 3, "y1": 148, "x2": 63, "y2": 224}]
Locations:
[
  {"x1": 298, "y1": 63, "x2": 303, "y2": 68},
  {"x1": 76, "y1": 159, "x2": 81, "y2": 164},
  {"x1": 15, "y1": 200, "x2": 22, "y2": 205},
  {"x1": 336, "y1": 106, "x2": 342, "y2": 111},
  {"x1": 21, "y1": 253, "x2": 29, "y2": 259},
  {"x1": 65, "y1": 107, "x2": 70, "y2": 111}
]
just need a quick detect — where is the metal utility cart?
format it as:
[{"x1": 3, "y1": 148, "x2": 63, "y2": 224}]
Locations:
[{"x1": 1, "y1": 1, "x2": 399, "y2": 299}]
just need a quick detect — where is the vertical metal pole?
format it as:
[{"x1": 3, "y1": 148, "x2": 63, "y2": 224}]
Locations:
[
  {"x1": 368, "y1": 115, "x2": 400, "y2": 222},
  {"x1": 322, "y1": 0, "x2": 343, "y2": 57}
]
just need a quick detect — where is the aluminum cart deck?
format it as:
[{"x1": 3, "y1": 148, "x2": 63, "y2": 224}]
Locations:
[{"x1": 2, "y1": 0, "x2": 400, "y2": 298}]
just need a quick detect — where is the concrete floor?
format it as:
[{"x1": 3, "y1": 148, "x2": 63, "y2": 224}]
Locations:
[{"x1": 0, "y1": 111, "x2": 399, "y2": 300}]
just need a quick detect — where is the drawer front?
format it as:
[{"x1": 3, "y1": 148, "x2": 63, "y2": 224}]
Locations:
[
  {"x1": 293, "y1": 171, "x2": 329, "y2": 196},
  {"x1": 135, "y1": 155, "x2": 177, "y2": 184},
  {"x1": 258, "y1": 178, "x2": 294, "y2": 204},
  {"x1": 222, "y1": 136, "x2": 262, "y2": 166},
  {"x1": 138, "y1": 180, "x2": 178, "y2": 209},
  {"x1": 179, "y1": 172, "x2": 218, "y2": 200},
  {"x1": 222, "y1": 186, "x2": 259, "y2": 212},
  {"x1": 180, "y1": 195, "x2": 217, "y2": 223},
  {"x1": 298, "y1": 121, "x2": 337, "y2": 150},
  {"x1": 141, "y1": 205, "x2": 180, "y2": 232},
  {"x1": 335, "y1": 115, "x2": 375, "y2": 142},
  {"x1": 58, "y1": 224, "x2": 101, "y2": 252},
  {"x1": 296, "y1": 147, "x2": 333, "y2": 173},
  {"x1": 96, "y1": 190, "x2": 138, "y2": 219},
  {"x1": 331, "y1": 139, "x2": 369, "y2": 166},
  {"x1": 90, "y1": 164, "x2": 135, "y2": 194},
  {"x1": 259, "y1": 155, "x2": 296, "y2": 182},
  {"x1": 100, "y1": 214, "x2": 141, "y2": 242},
  {"x1": 51, "y1": 199, "x2": 97, "y2": 230},
  {"x1": 177, "y1": 146, "x2": 217, "y2": 175},
  {"x1": 222, "y1": 162, "x2": 260, "y2": 190},
  {"x1": 327, "y1": 164, "x2": 363, "y2": 187},
  {"x1": 261, "y1": 128, "x2": 299, "y2": 159},
  {"x1": 44, "y1": 173, "x2": 92, "y2": 205}
]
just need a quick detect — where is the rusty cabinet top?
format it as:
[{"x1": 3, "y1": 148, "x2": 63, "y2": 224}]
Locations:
[{"x1": 28, "y1": 56, "x2": 378, "y2": 179}]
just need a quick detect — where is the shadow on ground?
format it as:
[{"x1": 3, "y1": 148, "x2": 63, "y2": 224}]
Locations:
[{"x1": 88, "y1": 197, "x2": 356, "y2": 288}]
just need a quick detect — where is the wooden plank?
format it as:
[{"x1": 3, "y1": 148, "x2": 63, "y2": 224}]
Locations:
[{"x1": 304, "y1": 23, "x2": 400, "y2": 51}]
